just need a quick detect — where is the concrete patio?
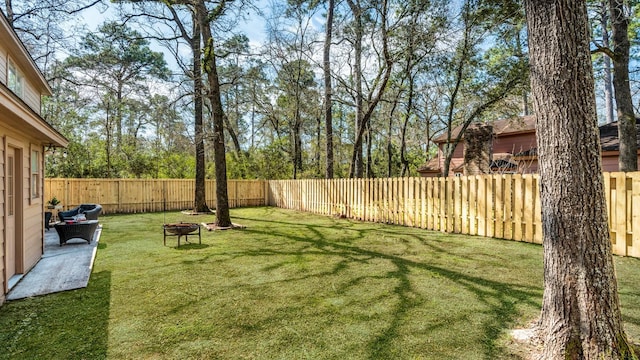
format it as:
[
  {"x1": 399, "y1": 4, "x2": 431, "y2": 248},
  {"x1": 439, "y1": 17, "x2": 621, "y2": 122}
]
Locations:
[{"x1": 6, "y1": 224, "x2": 102, "y2": 300}]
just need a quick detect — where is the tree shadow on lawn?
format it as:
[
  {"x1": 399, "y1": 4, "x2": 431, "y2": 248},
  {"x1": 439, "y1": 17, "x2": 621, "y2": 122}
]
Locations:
[
  {"x1": 0, "y1": 270, "x2": 111, "y2": 360},
  {"x1": 173, "y1": 243, "x2": 210, "y2": 250},
  {"x1": 235, "y1": 215, "x2": 542, "y2": 359}
]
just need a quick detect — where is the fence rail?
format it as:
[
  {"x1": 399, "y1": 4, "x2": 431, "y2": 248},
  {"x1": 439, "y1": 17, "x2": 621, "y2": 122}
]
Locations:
[{"x1": 45, "y1": 173, "x2": 640, "y2": 257}]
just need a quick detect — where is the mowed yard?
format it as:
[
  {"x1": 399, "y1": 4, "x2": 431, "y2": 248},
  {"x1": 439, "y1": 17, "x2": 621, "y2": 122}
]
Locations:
[{"x1": 1, "y1": 207, "x2": 640, "y2": 359}]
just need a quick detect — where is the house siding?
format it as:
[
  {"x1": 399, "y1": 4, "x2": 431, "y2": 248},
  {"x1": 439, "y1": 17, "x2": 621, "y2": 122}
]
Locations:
[
  {"x1": 437, "y1": 143, "x2": 465, "y2": 176},
  {"x1": 600, "y1": 153, "x2": 640, "y2": 172},
  {"x1": 493, "y1": 132, "x2": 537, "y2": 155},
  {"x1": 0, "y1": 12, "x2": 65, "y2": 307},
  {"x1": 0, "y1": 125, "x2": 46, "y2": 303},
  {"x1": 0, "y1": 31, "x2": 44, "y2": 115},
  {"x1": 22, "y1": 145, "x2": 43, "y2": 271},
  {"x1": 0, "y1": 51, "x2": 6, "y2": 85},
  {"x1": 22, "y1": 83, "x2": 40, "y2": 115},
  {"x1": 0, "y1": 136, "x2": 3, "y2": 304}
]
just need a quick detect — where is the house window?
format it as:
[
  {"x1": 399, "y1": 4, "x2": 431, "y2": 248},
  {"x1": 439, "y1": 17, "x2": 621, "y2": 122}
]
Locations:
[
  {"x1": 31, "y1": 149, "x2": 40, "y2": 199},
  {"x1": 8, "y1": 61, "x2": 24, "y2": 97},
  {"x1": 8, "y1": 155, "x2": 14, "y2": 216}
]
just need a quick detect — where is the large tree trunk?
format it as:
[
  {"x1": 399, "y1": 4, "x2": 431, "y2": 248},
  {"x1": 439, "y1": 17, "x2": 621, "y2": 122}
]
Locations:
[
  {"x1": 324, "y1": 0, "x2": 335, "y2": 179},
  {"x1": 197, "y1": 1, "x2": 231, "y2": 227},
  {"x1": 193, "y1": 18, "x2": 209, "y2": 213},
  {"x1": 525, "y1": 1, "x2": 634, "y2": 358},
  {"x1": 160, "y1": 2, "x2": 208, "y2": 212},
  {"x1": 610, "y1": 0, "x2": 637, "y2": 171}
]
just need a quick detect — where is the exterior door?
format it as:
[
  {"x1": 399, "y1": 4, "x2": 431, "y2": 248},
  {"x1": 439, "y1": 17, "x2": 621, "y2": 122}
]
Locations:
[{"x1": 5, "y1": 146, "x2": 22, "y2": 284}]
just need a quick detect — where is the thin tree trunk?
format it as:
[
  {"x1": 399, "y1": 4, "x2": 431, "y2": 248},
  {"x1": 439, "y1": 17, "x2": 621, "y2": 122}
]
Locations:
[
  {"x1": 197, "y1": 0, "x2": 231, "y2": 227},
  {"x1": 602, "y1": 1, "x2": 614, "y2": 124},
  {"x1": 525, "y1": 0, "x2": 634, "y2": 358},
  {"x1": 116, "y1": 84, "x2": 123, "y2": 150},
  {"x1": 401, "y1": 72, "x2": 415, "y2": 177},
  {"x1": 223, "y1": 113, "x2": 242, "y2": 154},
  {"x1": 365, "y1": 122, "x2": 374, "y2": 178},
  {"x1": 442, "y1": 3, "x2": 470, "y2": 177},
  {"x1": 516, "y1": 30, "x2": 529, "y2": 116},
  {"x1": 346, "y1": 0, "x2": 364, "y2": 178},
  {"x1": 387, "y1": 90, "x2": 401, "y2": 177},
  {"x1": 5, "y1": 0, "x2": 14, "y2": 25},
  {"x1": 324, "y1": 0, "x2": 335, "y2": 179},
  {"x1": 610, "y1": 0, "x2": 637, "y2": 171},
  {"x1": 348, "y1": 0, "x2": 392, "y2": 179},
  {"x1": 293, "y1": 116, "x2": 302, "y2": 179},
  {"x1": 316, "y1": 114, "x2": 321, "y2": 177}
]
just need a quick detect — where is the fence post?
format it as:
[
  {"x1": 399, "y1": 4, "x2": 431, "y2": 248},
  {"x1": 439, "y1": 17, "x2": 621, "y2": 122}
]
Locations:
[{"x1": 631, "y1": 173, "x2": 640, "y2": 257}]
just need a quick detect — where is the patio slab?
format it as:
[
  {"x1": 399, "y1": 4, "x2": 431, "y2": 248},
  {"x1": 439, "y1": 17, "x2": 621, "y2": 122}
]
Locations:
[{"x1": 6, "y1": 225, "x2": 102, "y2": 300}]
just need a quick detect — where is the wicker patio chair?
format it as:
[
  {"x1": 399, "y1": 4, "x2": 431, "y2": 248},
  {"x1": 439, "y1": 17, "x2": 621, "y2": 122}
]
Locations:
[{"x1": 59, "y1": 204, "x2": 102, "y2": 221}]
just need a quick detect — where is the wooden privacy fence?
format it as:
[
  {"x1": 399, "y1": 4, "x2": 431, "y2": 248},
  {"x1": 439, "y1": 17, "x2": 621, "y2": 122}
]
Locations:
[
  {"x1": 44, "y1": 178, "x2": 267, "y2": 214},
  {"x1": 267, "y1": 172, "x2": 640, "y2": 258},
  {"x1": 45, "y1": 173, "x2": 640, "y2": 257}
]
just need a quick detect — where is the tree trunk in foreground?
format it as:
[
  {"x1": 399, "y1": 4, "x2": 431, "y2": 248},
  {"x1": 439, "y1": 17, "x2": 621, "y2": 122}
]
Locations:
[{"x1": 525, "y1": 0, "x2": 634, "y2": 359}]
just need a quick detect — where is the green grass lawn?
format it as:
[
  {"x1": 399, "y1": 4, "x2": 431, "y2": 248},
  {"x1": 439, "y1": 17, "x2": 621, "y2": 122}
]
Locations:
[{"x1": 1, "y1": 207, "x2": 640, "y2": 359}]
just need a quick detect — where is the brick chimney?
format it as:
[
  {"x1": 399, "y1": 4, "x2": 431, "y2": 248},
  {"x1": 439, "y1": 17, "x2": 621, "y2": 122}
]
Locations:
[{"x1": 463, "y1": 124, "x2": 493, "y2": 175}]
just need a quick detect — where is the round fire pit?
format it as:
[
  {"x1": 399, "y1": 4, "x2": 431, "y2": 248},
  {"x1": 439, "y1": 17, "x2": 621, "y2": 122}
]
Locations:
[
  {"x1": 163, "y1": 223, "x2": 201, "y2": 247},
  {"x1": 164, "y1": 222, "x2": 199, "y2": 235}
]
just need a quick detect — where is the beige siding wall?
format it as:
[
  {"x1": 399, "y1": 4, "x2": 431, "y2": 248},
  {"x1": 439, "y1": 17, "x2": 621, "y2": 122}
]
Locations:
[
  {"x1": 0, "y1": 124, "x2": 45, "y2": 302},
  {"x1": 22, "y1": 83, "x2": 40, "y2": 115},
  {"x1": 0, "y1": 42, "x2": 41, "y2": 114},
  {"x1": 23, "y1": 208, "x2": 42, "y2": 268},
  {"x1": 0, "y1": 49, "x2": 6, "y2": 85},
  {"x1": 0, "y1": 136, "x2": 4, "y2": 303},
  {"x1": 22, "y1": 146, "x2": 42, "y2": 271}
]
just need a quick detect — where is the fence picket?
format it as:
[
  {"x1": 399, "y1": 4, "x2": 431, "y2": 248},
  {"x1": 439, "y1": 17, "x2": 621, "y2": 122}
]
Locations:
[{"x1": 615, "y1": 173, "x2": 628, "y2": 256}]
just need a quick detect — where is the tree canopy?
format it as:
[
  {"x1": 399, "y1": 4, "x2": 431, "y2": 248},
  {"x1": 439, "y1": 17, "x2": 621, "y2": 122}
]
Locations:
[{"x1": 2, "y1": 0, "x2": 637, "y2": 180}]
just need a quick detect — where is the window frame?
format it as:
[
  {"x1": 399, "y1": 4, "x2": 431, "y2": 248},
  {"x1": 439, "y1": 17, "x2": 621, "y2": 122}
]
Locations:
[
  {"x1": 30, "y1": 146, "x2": 41, "y2": 202},
  {"x1": 7, "y1": 59, "x2": 24, "y2": 98}
]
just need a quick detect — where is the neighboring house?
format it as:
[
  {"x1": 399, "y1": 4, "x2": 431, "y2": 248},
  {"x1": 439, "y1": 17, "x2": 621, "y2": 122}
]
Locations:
[
  {"x1": 511, "y1": 118, "x2": 640, "y2": 173},
  {"x1": 0, "y1": 13, "x2": 67, "y2": 305},
  {"x1": 418, "y1": 115, "x2": 537, "y2": 177},
  {"x1": 418, "y1": 115, "x2": 640, "y2": 177}
]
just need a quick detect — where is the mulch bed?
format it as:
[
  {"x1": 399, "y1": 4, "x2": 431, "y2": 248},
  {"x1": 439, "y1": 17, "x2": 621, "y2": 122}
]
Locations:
[{"x1": 202, "y1": 223, "x2": 246, "y2": 231}]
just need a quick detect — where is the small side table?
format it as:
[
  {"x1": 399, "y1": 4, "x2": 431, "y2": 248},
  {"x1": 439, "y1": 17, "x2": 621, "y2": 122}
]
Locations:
[{"x1": 54, "y1": 220, "x2": 99, "y2": 246}]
